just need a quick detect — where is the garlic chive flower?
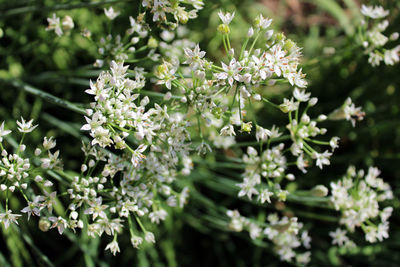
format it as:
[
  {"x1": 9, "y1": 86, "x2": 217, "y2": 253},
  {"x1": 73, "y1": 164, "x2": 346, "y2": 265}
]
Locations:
[
  {"x1": 104, "y1": 7, "x2": 120, "y2": 20},
  {"x1": 17, "y1": 117, "x2": 38, "y2": 133},
  {"x1": 330, "y1": 166, "x2": 393, "y2": 245},
  {"x1": 0, "y1": 121, "x2": 11, "y2": 142}
]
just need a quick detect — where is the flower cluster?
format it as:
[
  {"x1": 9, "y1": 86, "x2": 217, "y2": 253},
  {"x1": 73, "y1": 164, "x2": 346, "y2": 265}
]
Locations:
[
  {"x1": 30, "y1": 4, "x2": 395, "y2": 262},
  {"x1": 227, "y1": 210, "x2": 311, "y2": 264},
  {"x1": 46, "y1": 13, "x2": 74, "y2": 37},
  {"x1": 329, "y1": 166, "x2": 393, "y2": 246},
  {"x1": 64, "y1": 142, "x2": 190, "y2": 254},
  {"x1": 237, "y1": 145, "x2": 289, "y2": 203},
  {"x1": 360, "y1": 4, "x2": 400, "y2": 66},
  {"x1": 0, "y1": 119, "x2": 61, "y2": 230},
  {"x1": 141, "y1": 0, "x2": 204, "y2": 27}
]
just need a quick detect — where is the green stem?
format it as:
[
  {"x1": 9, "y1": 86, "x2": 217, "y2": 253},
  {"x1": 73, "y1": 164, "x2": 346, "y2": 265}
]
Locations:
[
  {"x1": 262, "y1": 98, "x2": 280, "y2": 109},
  {"x1": 4, "y1": 79, "x2": 85, "y2": 114},
  {"x1": 239, "y1": 37, "x2": 250, "y2": 61}
]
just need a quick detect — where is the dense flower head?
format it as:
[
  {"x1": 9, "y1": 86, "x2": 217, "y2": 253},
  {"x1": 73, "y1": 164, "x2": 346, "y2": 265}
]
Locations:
[
  {"x1": 359, "y1": 4, "x2": 400, "y2": 66},
  {"x1": 1, "y1": 2, "x2": 397, "y2": 263},
  {"x1": 227, "y1": 210, "x2": 311, "y2": 264},
  {"x1": 330, "y1": 166, "x2": 393, "y2": 244}
]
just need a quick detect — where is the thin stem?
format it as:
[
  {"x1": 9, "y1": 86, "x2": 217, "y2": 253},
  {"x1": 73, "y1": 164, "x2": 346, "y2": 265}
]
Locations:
[
  {"x1": 262, "y1": 98, "x2": 280, "y2": 109},
  {"x1": 239, "y1": 37, "x2": 250, "y2": 61},
  {"x1": 248, "y1": 31, "x2": 261, "y2": 56}
]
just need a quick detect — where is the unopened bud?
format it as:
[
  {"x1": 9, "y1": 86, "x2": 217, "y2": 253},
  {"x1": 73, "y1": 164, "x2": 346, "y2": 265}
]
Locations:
[
  {"x1": 62, "y1": 16, "x2": 74, "y2": 31},
  {"x1": 217, "y1": 24, "x2": 230, "y2": 34},
  {"x1": 147, "y1": 37, "x2": 158, "y2": 48},
  {"x1": 311, "y1": 185, "x2": 328, "y2": 197},
  {"x1": 308, "y1": 97, "x2": 318, "y2": 106},
  {"x1": 39, "y1": 219, "x2": 51, "y2": 232},
  {"x1": 247, "y1": 27, "x2": 254, "y2": 37}
]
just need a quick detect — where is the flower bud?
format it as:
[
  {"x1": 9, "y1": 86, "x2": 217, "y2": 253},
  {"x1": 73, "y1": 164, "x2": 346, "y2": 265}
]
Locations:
[
  {"x1": 265, "y1": 30, "x2": 274, "y2": 40},
  {"x1": 308, "y1": 97, "x2": 318, "y2": 106},
  {"x1": 62, "y1": 16, "x2": 74, "y2": 31},
  {"x1": 311, "y1": 185, "x2": 328, "y2": 197},
  {"x1": 131, "y1": 37, "x2": 139, "y2": 44},
  {"x1": 178, "y1": 11, "x2": 189, "y2": 24},
  {"x1": 164, "y1": 92, "x2": 172, "y2": 101},
  {"x1": 283, "y1": 39, "x2": 295, "y2": 51},
  {"x1": 390, "y1": 32, "x2": 399, "y2": 41},
  {"x1": 286, "y1": 173, "x2": 295, "y2": 181},
  {"x1": 317, "y1": 114, "x2": 327, "y2": 121},
  {"x1": 253, "y1": 94, "x2": 261, "y2": 101},
  {"x1": 275, "y1": 32, "x2": 285, "y2": 42},
  {"x1": 34, "y1": 148, "x2": 41, "y2": 156},
  {"x1": 247, "y1": 27, "x2": 254, "y2": 37},
  {"x1": 217, "y1": 24, "x2": 230, "y2": 34},
  {"x1": 147, "y1": 37, "x2": 158, "y2": 48},
  {"x1": 39, "y1": 219, "x2": 51, "y2": 232}
]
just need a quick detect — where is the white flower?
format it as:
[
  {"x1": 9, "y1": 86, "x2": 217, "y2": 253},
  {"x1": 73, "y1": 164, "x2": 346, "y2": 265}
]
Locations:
[
  {"x1": 131, "y1": 144, "x2": 147, "y2": 167},
  {"x1": 384, "y1": 46, "x2": 400, "y2": 65},
  {"x1": 218, "y1": 11, "x2": 235, "y2": 25},
  {"x1": 361, "y1": 5, "x2": 389, "y2": 19},
  {"x1": 376, "y1": 221, "x2": 389, "y2": 241},
  {"x1": 279, "y1": 98, "x2": 299, "y2": 113},
  {"x1": 312, "y1": 150, "x2": 332, "y2": 169},
  {"x1": 0, "y1": 210, "x2": 21, "y2": 229},
  {"x1": 17, "y1": 117, "x2": 38, "y2": 133},
  {"x1": 43, "y1": 136, "x2": 56, "y2": 150},
  {"x1": 380, "y1": 207, "x2": 393, "y2": 222},
  {"x1": 249, "y1": 223, "x2": 262, "y2": 239},
  {"x1": 46, "y1": 13, "x2": 63, "y2": 36},
  {"x1": 105, "y1": 239, "x2": 120, "y2": 255},
  {"x1": 0, "y1": 122, "x2": 11, "y2": 142},
  {"x1": 255, "y1": 126, "x2": 271, "y2": 142},
  {"x1": 215, "y1": 58, "x2": 243, "y2": 86},
  {"x1": 368, "y1": 52, "x2": 383, "y2": 67},
  {"x1": 149, "y1": 209, "x2": 168, "y2": 224},
  {"x1": 329, "y1": 228, "x2": 349, "y2": 246},
  {"x1": 254, "y1": 14, "x2": 272, "y2": 29},
  {"x1": 130, "y1": 235, "x2": 143, "y2": 248},
  {"x1": 265, "y1": 45, "x2": 287, "y2": 77},
  {"x1": 237, "y1": 177, "x2": 259, "y2": 200},
  {"x1": 269, "y1": 125, "x2": 282, "y2": 138},
  {"x1": 343, "y1": 98, "x2": 365, "y2": 127},
  {"x1": 183, "y1": 44, "x2": 206, "y2": 69},
  {"x1": 329, "y1": 137, "x2": 340, "y2": 150},
  {"x1": 293, "y1": 88, "x2": 310, "y2": 102},
  {"x1": 49, "y1": 216, "x2": 68, "y2": 234},
  {"x1": 220, "y1": 124, "x2": 236, "y2": 136},
  {"x1": 365, "y1": 226, "x2": 378, "y2": 243},
  {"x1": 104, "y1": 7, "x2": 120, "y2": 20},
  {"x1": 21, "y1": 201, "x2": 41, "y2": 220},
  {"x1": 259, "y1": 189, "x2": 273, "y2": 204}
]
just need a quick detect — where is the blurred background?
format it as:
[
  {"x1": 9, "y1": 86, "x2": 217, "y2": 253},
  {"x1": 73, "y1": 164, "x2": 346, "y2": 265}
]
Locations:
[{"x1": 0, "y1": 0, "x2": 399, "y2": 266}]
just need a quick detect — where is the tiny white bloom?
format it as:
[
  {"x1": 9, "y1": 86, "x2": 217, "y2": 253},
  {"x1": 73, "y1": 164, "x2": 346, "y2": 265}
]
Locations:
[
  {"x1": 218, "y1": 11, "x2": 235, "y2": 25},
  {"x1": 104, "y1": 7, "x2": 120, "y2": 20},
  {"x1": 17, "y1": 117, "x2": 38, "y2": 133}
]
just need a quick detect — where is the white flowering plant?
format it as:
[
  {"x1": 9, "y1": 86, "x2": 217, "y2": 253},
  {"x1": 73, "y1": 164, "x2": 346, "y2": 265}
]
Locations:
[{"x1": 0, "y1": 0, "x2": 399, "y2": 266}]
